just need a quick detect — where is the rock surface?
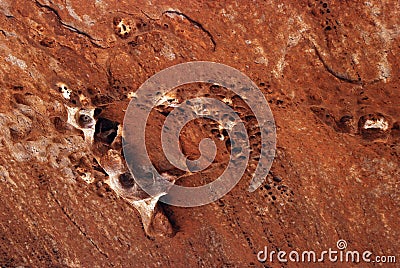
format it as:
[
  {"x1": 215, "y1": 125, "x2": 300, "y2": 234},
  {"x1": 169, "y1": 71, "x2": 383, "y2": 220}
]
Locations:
[{"x1": 0, "y1": 0, "x2": 399, "y2": 267}]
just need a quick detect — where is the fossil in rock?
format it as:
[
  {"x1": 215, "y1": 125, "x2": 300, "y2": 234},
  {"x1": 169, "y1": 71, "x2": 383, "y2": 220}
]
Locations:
[{"x1": 59, "y1": 83, "x2": 174, "y2": 237}]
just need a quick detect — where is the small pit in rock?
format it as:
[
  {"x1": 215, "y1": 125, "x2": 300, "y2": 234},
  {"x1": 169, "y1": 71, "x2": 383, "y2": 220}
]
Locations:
[{"x1": 95, "y1": 117, "x2": 119, "y2": 144}]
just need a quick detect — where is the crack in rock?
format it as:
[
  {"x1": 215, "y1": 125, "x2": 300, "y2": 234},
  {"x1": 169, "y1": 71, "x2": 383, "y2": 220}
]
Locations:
[
  {"x1": 49, "y1": 190, "x2": 109, "y2": 259},
  {"x1": 34, "y1": 0, "x2": 107, "y2": 48},
  {"x1": 163, "y1": 10, "x2": 216, "y2": 51},
  {"x1": 310, "y1": 40, "x2": 362, "y2": 85}
]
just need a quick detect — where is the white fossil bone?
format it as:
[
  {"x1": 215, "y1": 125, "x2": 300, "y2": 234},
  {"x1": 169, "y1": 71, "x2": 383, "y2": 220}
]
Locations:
[
  {"x1": 156, "y1": 93, "x2": 179, "y2": 107},
  {"x1": 66, "y1": 106, "x2": 96, "y2": 145},
  {"x1": 56, "y1": 82, "x2": 72, "y2": 100},
  {"x1": 61, "y1": 91, "x2": 174, "y2": 236},
  {"x1": 363, "y1": 118, "x2": 389, "y2": 131},
  {"x1": 100, "y1": 149, "x2": 169, "y2": 235},
  {"x1": 127, "y1": 91, "x2": 137, "y2": 99}
]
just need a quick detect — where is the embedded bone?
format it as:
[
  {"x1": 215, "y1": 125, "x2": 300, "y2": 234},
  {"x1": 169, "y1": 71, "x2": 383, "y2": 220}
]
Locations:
[
  {"x1": 66, "y1": 106, "x2": 96, "y2": 146},
  {"x1": 60, "y1": 88, "x2": 173, "y2": 236},
  {"x1": 56, "y1": 82, "x2": 71, "y2": 100},
  {"x1": 363, "y1": 118, "x2": 389, "y2": 131},
  {"x1": 100, "y1": 148, "x2": 170, "y2": 236}
]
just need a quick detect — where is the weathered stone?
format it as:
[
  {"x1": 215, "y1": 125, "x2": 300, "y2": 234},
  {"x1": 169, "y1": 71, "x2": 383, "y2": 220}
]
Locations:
[{"x1": 0, "y1": 0, "x2": 398, "y2": 266}]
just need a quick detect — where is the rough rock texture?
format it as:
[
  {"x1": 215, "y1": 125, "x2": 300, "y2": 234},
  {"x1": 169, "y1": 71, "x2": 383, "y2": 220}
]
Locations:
[{"x1": 0, "y1": 0, "x2": 399, "y2": 267}]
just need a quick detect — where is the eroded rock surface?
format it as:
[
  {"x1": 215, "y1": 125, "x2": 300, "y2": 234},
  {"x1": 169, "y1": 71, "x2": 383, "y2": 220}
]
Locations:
[{"x1": 0, "y1": 0, "x2": 399, "y2": 267}]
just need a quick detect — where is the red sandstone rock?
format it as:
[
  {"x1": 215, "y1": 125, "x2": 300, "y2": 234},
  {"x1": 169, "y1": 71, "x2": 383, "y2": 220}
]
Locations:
[{"x1": 0, "y1": 0, "x2": 399, "y2": 267}]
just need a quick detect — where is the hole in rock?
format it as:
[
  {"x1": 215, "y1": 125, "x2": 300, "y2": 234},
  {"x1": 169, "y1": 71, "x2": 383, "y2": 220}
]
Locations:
[{"x1": 95, "y1": 117, "x2": 119, "y2": 144}]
